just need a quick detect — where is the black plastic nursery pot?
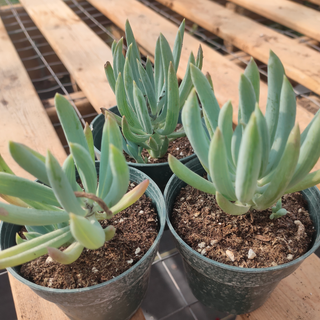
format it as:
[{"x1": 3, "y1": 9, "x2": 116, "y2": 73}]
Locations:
[
  {"x1": 0, "y1": 165, "x2": 166, "y2": 320},
  {"x1": 164, "y1": 158, "x2": 320, "y2": 315},
  {"x1": 90, "y1": 106, "x2": 197, "y2": 192}
]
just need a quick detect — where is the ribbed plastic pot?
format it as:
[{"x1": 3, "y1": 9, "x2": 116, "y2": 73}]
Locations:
[
  {"x1": 0, "y1": 164, "x2": 166, "y2": 320},
  {"x1": 164, "y1": 157, "x2": 320, "y2": 315},
  {"x1": 90, "y1": 106, "x2": 197, "y2": 192}
]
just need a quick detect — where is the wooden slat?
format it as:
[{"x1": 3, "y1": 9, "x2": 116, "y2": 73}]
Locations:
[
  {"x1": 156, "y1": 0, "x2": 320, "y2": 98},
  {"x1": 0, "y1": 17, "x2": 66, "y2": 178},
  {"x1": 19, "y1": 0, "x2": 116, "y2": 113},
  {"x1": 305, "y1": 0, "x2": 320, "y2": 5},
  {"x1": 9, "y1": 275, "x2": 145, "y2": 320},
  {"x1": 236, "y1": 254, "x2": 320, "y2": 320},
  {"x1": 228, "y1": 0, "x2": 320, "y2": 43}
]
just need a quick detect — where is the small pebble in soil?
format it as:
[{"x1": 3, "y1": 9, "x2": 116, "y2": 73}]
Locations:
[
  {"x1": 92, "y1": 267, "x2": 99, "y2": 273},
  {"x1": 135, "y1": 247, "x2": 141, "y2": 255},
  {"x1": 198, "y1": 242, "x2": 206, "y2": 248},
  {"x1": 201, "y1": 249, "x2": 207, "y2": 256},
  {"x1": 226, "y1": 250, "x2": 235, "y2": 262},
  {"x1": 210, "y1": 240, "x2": 218, "y2": 245},
  {"x1": 126, "y1": 259, "x2": 133, "y2": 264},
  {"x1": 287, "y1": 254, "x2": 294, "y2": 260},
  {"x1": 248, "y1": 249, "x2": 256, "y2": 260}
]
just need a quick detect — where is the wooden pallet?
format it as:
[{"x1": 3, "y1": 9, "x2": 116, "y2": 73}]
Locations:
[{"x1": 1, "y1": 0, "x2": 320, "y2": 319}]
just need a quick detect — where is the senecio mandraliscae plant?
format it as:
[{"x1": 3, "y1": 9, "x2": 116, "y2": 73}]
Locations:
[
  {"x1": 169, "y1": 51, "x2": 320, "y2": 219},
  {"x1": 0, "y1": 94, "x2": 149, "y2": 269},
  {"x1": 104, "y1": 20, "x2": 203, "y2": 163}
]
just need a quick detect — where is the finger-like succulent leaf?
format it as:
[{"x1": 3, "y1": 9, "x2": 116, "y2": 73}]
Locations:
[
  {"x1": 115, "y1": 73, "x2": 141, "y2": 129},
  {"x1": 47, "y1": 242, "x2": 84, "y2": 265},
  {"x1": 265, "y1": 50, "x2": 285, "y2": 146},
  {"x1": 190, "y1": 64, "x2": 220, "y2": 131},
  {"x1": 23, "y1": 232, "x2": 42, "y2": 241},
  {"x1": 235, "y1": 113, "x2": 261, "y2": 204},
  {"x1": 0, "y1": 226, "x2": 71, "y2": 260},
  {"x1": 160, "y1": 33, "x2": 175, "y2": 81},
  {"x1": 0, "y1": 172, "x2": 59, "y2": 207},
  {"x1": 84, "y1": 123, "x2": 95, "y2": 163},
  {"x1": 285, "y1": 169, "x2": 320, "y2": 194},
  {"x1": 137, "y1": 59, "x2": 157, "y2": 115},
  {"x1": 110, "y1": 179, "x2": 149, "y2": 215},
  {"x1": 46, "y1": 151, "x2": 86, "y2": 216},
  {"x1": 125, "y1": 20, "x2": 141, "y2": 63},
  {"x1": 218, "y1": 101, "x2": 234, "y2": 168},
  {"x1": 168, "y1": 155, "x2": 216, "y2": 195},
  {"x1": 154, "y1": 37, "x2": 164, "y2": 101},
  {"x1": 113, "y1": 38, "x2": 125, "y2": 79},
  {"x1": 266, "y1": 76, "x2": 296, "y2": 174},
  {"x1": 62, "y1": 154, "x2": 82, "y2": 193},
  {"x1": 216, "y1": 192, "x2": 250, "y2": 215},
  {"x1": 133, "y1": 81, "x2": 153, "y2": 134},
  {"x1": 104, "y1": 225, "x2": 116, "y2": 241},
  {"x1": 255, "y1": 104, "x2": 270, "y2": 178},
  {"x1": 287, "y1": 112, "x2": 320, "y2": 189},
  {"x1": 156, "y1": 62, "x2": 180, "y2": 135},
  {"x1": 254, "y1": 125, "x2": 300, "y2": 210},
  {"x1": 104, "y1": 61, "x2": 116, "y2": 93},
  {"x1": 70, "y1": 214, "x2": 105, "y2": 250},
  {"x1": 231, "y1": 123, "x2": 242, "y2": 166},
  {"x1": 0, "y1": 229, "x2": 72, "y2": 269},
  {"x1": 182, "y1": 89, "x2": 210, "y2": 172},
  {"x1": 69, "y1": 143, "x2": 97, "y2": 195},
  {"x1": 244, "y1": 57, "x2": 260, "y2": 102},
  {"x1": 195, "y1": 45, "x2": 203, "y2": 70},
  {"x1": 122, "y1": 116, "x2": 152, "y2": 144},
  {"x1": 9, "y1": 142, "x2": 49, "y2": 185},
  {"x1": 239, "y1": 74, "x2": 256, "y2": 126},
  {"x1": 172, "y1": 20, "x2": 185, "y2": 71},
  {"x1": 0, "y1": 194, "x2": 28, "y2": 207},
  {"x1": 98, "y1": 114, "x2": 123, "y2": 199},
  {"x1": 0, "y1": 154, "x2": 14, "y2": 174},
  {"x1": 146, "y1": 57, "x2": 155, "y2": 88},
  {"x1": 103, "y1": 145, "x2": 129, "y2": 207},
  {"x1": 209, "y1": 128, "x2": 236, "y2": 201},
  {"x1": 179, "y1": 52, "x2": 196, "y2": 109},
  {"x1": 0, "y1": 202, "x2": 69, "y2": 226}
]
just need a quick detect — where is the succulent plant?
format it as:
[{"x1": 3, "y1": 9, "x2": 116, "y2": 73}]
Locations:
[
  {"x1": 104, "y1": 20, "x2": 203, "y2": 163},
  {"x1": 169, "y1": 51, "x2": 320, "y2": 219},
  {"x1": 0, "y1": 94, "x2": 149, "y2": 269}
]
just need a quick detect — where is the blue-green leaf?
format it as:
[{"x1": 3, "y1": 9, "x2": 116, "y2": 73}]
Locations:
[{"x1": 46, "y1": 151, "x2": 86, "y2": 216}]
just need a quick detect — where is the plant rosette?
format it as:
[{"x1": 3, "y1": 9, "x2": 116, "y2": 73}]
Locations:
[
  {"x1": 166, "y1": 51, "x2": 320, "y2": 314},
  {"x1": 1, "y1": 164, "x2": 166, "y2": 320},
  {"x1": 165, "y1": 158, "x2": 320, "y2": 315},
  {"x1": 94, "y1": 20, "x2": 203, "y2": 191},
  {"x1": 0, "y1": 93, "x2": 166, "y2": 320},
  {"x1": 91, "y1": 107, "x2": 197, "y2": 192}
]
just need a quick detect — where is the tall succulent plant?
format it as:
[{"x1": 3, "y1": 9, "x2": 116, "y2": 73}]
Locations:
[
  {"x1": 0, "y1": 94, "x2": 149, "y2": 269},
  {"x1": 104, "y1": 20, "x2": 203, "y2": 162},
  {"x1": 169, "y1": 51, "x2": 320, "y2": 219}
]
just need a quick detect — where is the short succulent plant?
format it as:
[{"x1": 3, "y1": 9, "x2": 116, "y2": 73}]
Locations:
[
  {"x1": 104, "y1": 20, "x2": 203, "y2": 163},
  {"x1": 0, "y1": 94, "x2": 149, "y2": 269},
  {"x1": 169, "y1": 51, "x2": 320, "y2": 219}
]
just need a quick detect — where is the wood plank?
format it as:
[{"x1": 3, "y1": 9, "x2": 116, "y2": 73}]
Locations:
[
  {"x1": 228, "y1": 0, "x2": 320, "y2": 43},
  {"x1": 236, "y1": 254, "x2": 320, "y2": 320},
  {"x1": 43, "y1": 91, "x2": 94, "y2": 123},
  {"x1": 304, "y1": 0, "x2": 320, "y2": 5},
  {"x1": 19, "y1": 0, "x2": 116, "y2": 113},
  {"x1": 9, "y1": 275, "x2": 145, "y2": 320},
  {"x1": 0, "y1": 17, "x2": 66, "y2": 178},
  {"x1": 156, "y1": 0, "x2": 320, "y2": 98}
]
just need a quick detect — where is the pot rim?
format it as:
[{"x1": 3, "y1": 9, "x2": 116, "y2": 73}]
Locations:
[
  {"x1": 164, "y1": 173, "x2": 320, "y2": 274},
  {"x1": 2, "y1": 166, "x2": 166, "y2": 293}
]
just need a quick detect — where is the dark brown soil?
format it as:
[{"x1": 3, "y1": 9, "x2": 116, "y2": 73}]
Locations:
[
  {"x1": 171, "y1": 185, "x2": 315, "y2": 268},
  {"x1": 125, "y1": 124, "x2": 194, "y2": 164},
  {"x1": 20, "y1": 183, "x2": 158, "y2": 289}
]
